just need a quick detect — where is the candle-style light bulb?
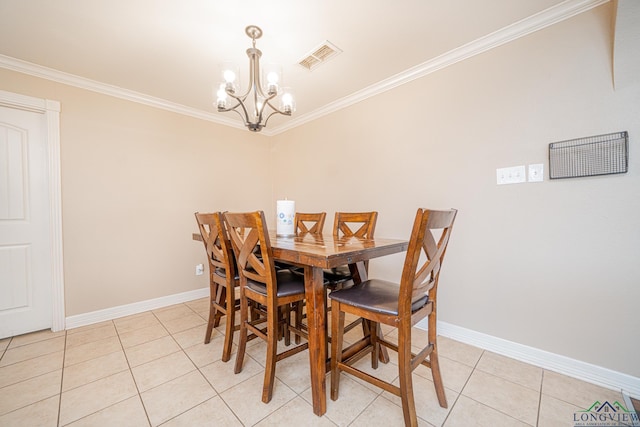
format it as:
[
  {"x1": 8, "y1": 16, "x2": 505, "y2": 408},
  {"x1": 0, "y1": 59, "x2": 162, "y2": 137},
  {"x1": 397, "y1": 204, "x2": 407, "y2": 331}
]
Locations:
[
  {"x1": 282, "y1": 93, "x2": 293, "y2": 114},
  {"x1": 267, "y1": 71, "x2": 279, "y2": 96},
  {"x1": 223, "y1": 70, "x2": 236, "y2": 93},
  {"x1": 216, "y1": 85, "x2": 228, "y2": 109},
  {"x1": 223, "y1": 70, "x2": 236, "y2": 83}
]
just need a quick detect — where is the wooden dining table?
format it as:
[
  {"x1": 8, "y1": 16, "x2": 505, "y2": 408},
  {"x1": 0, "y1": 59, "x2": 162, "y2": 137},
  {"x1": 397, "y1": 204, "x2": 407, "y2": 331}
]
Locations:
[
  {"x1": 193, "y1": 230, "x2": 408, "y2": 416},
  {"x1": 271, "y1": 232, "x2": 408, "y2": 415}
]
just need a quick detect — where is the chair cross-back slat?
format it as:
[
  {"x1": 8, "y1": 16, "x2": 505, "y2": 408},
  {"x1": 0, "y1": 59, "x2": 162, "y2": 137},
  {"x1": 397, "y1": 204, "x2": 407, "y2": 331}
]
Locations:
[
  {"x1": 333, "y1": 212, "x2": 377, "y2": 239},
  {"x1": 196, "y1": 214, "x2": 226, "y2": 269},
  {"x1": 401, "y1": 209, "x2": 457, "y2": 314},
  {"x1": 226, "y1": 217, "x2": 270, "y2": 284},
  {"x1": 411, "y1": 211, "x2": 455, "y2": 300},
  {"x1": 294, "y1": 212, "x2": 326, "y2": 235}
]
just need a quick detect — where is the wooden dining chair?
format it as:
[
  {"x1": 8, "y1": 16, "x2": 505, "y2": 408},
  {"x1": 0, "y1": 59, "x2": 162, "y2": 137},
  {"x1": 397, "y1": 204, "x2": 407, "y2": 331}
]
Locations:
[
  {"x1": 194, "y1": 212, "x2": 240, "y2": 362},
  {"x1": 329, "y1": 208, "x2": 457, "y2": 427},
  {"x1": 276, "y1": 212, "x2": 326, "y2": 272},
  {"x1": 323, "y1": 212, "x2": 379, "y2": 343},
  {"x1": 224, "y1": 210, "x2": 309, "y2": 403},
  {"x1": 288, "y1": 212, "x2": 327, "y2": 341},
  {"x1": 294, "y1": 212, "x2": 327, "y2": 235},
  {"x1": 324, "y1": 211, "x2": 378, "y2": 287}
]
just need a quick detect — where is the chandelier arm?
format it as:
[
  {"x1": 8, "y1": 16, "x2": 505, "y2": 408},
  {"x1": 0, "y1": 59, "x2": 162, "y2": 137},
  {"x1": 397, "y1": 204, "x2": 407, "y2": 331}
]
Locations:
[
  {"x1": 230, "y1": 107, "x2": 252, "y2": 126},
  {"x1": 223, "y1": 92, "x2": 252, "y2": 124},
  {"x1": 262, "y1": 111, "x2": 280, "y2": 128},
  {"x1": 256, "y1": 92, "x2": 279, "y2": 118},
  {"x1": 264, "y1": 99, "x2": 290, "y2": 116},
  {"x1": 217, "y1": 98, "x2": 243, "y2": 113}
]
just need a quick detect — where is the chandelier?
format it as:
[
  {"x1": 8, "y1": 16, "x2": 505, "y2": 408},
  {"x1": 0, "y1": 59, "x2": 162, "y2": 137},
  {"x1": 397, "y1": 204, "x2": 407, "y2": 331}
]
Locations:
[{"x1": 215, "y1": 25, "x2": 295, "y2": 132}]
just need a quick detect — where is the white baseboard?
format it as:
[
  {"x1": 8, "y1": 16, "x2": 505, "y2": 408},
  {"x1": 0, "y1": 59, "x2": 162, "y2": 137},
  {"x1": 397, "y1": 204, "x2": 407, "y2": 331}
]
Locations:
[
  {"x1": 418, "y1": 319, "x2": 640, "y2": 399},
  {"x1": 65, "y1": 290, "x2": 639, "y2": 400},
  {"x1": 64, "y1": 287, "x2": 209, "y2": 330}
]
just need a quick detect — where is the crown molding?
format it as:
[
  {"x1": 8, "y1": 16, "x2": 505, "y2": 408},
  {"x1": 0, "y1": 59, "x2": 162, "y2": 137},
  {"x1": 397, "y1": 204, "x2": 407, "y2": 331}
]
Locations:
[
  {"x1": 0, "y1": 0, "x2": 608, "y2": 137},
  {"x1": 268, "y1": 0, "x2": 609, "y2": 135},
  {"x1": 0, "y1": 53, "x2": 248, "y2": 129}
]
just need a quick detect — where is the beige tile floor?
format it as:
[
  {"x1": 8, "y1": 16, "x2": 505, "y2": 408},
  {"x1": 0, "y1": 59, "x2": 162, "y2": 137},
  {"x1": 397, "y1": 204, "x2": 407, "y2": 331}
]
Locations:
[{"x1": 0, "y1": 298, "x2": 634, "y2": 426}]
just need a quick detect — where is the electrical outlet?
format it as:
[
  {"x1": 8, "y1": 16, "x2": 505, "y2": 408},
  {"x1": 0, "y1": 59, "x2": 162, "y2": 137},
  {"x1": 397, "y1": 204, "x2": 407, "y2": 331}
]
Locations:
[
  {"x1": 496, "y1": 165, "x2": 526, "y2": 185},
  {"x1": 528, "y1": 164, "x2": 544, "y2": 182},
  {"x1": 195, "y1": 264, "x2": 204, "y2": 276}
]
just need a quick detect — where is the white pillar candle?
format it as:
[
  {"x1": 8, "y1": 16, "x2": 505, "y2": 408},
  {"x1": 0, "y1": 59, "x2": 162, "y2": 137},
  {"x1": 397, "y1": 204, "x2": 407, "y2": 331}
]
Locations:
[{"x1": 276, "y1": 200, "x2": 295, "y2": 236}]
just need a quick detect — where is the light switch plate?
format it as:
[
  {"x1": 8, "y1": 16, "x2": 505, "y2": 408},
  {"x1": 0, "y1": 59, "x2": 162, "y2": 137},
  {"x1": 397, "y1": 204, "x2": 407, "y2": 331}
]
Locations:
[
  {"x1": 528, "y1": 164, "x2": 544, "y2": 182},
  {"x1": 497, "y1": 165, "x2": 526, "y2": 185}
]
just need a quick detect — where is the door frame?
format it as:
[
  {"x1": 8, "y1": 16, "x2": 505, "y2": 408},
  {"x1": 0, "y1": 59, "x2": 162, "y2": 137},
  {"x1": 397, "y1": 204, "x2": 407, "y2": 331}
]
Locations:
[{"x1": 0, "y1": 89, "x2": 65, "y2": 332}]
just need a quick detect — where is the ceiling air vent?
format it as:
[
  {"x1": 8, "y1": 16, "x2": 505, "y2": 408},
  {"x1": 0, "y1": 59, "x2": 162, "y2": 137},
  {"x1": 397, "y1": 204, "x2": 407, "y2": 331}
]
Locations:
[{"x1": 298, "y1": 41, "x2": 342, "y2": 71}]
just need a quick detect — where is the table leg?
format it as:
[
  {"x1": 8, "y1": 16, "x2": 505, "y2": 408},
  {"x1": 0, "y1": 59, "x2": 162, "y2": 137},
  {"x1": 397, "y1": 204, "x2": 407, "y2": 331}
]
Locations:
[{"x1": 304, "y1": 265, "x2": 327, "y2": 416}]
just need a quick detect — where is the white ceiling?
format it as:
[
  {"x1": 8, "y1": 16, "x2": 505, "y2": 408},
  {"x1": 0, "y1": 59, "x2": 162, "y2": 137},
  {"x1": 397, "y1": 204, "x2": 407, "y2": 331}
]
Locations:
[{"x1": 0, "y1": 0, "x2": 609, "y2": 134}]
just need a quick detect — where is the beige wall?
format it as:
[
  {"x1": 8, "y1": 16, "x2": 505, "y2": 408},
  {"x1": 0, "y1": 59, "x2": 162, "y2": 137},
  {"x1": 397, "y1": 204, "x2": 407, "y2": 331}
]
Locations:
[
  {"x1": 271, "y1": 5, "x2": 640, "y2": 377},
  {"x1": 0, "y1": 3, "x2": 637, "y2": 379},
  {"x1": 0, "y1": 68, "x2": 272, "y2": 316}
]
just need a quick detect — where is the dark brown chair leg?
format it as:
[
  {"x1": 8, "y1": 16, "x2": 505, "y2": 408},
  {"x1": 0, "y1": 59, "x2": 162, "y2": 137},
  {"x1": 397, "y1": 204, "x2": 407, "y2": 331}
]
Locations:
[
  {"x1": 398, "y1": 326, "x2": 417, "y2": 427},
  {"x1": 234, "y1": 292, "x2": 249, "y2": 374},
  {"x1": 430, "y1": 347, "x2": 447, "y2": 408},
  {"x1": 205, "y1": 295, "x2": 216, "y2": 344},
  {"x1": 370, "y1": 320, "x2": 379, "y2": 369},
  {"x1": 213, "y1": 286, "x2": 226, "y2": 327},
  {"x1": 294, "y1": 302, "x2": 303, "y2": 344},
  {"x1": 262, "y1": 304, "x2": 279, "y2": 403},
  {"x1": 221, "y1": 289, "x2": 235, "y2": 362},
  {"x1": 283, "y1": 305, "x2": 291, "y2": 346},
  {"x1": 330, "y1": 301, "x2": 345, "y2": 401}
]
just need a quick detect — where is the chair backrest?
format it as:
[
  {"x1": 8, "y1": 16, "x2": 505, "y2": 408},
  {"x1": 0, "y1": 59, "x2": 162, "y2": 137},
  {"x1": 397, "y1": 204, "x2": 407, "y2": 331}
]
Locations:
[
  {"x1": 399, "y1": 208, "x2": 457, "y2": 316},
  {"x1": 294, "y1": 212, "x2": 326, "y2": 235},
  {"x1": 223, "y1": 211, "x2": 276, "y2": 290},
  {"x1": 194, "y1": 212, "x2": 235, "y2": 278},
  {"x1": 333, "y1": 211, "x2": 378, "y2": 239}
]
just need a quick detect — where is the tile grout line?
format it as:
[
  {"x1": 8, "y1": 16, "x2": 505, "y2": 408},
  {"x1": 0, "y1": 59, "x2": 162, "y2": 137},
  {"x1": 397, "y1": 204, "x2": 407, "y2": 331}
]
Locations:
[
  {"x1": 115, "y1": 317, "x2": 153, "y2": 427},
  {"x1": 535, "y1": 370, "x2": 545, "y2": 427},
  {"x1": 152, "y1": 304, "x2": 234, "y2": 426},
  {"x1": 194, "y1": 351, "x2": 246, "y2": 426},
  {"x1": 440, "y1": 347, "x2": 485, "y2": 426},
  {"x1": 460, "y1": 353, "x2": 544, "y2": 427},
  {"x1": 58, "y1": 320, "x2": 134, "y2": 426},
  {"x1": 0, "y1": 336, "x2": 11, "y2": 362},
  {"x1": 56, "y1": 331, "x2": 67, "y2": 427}
]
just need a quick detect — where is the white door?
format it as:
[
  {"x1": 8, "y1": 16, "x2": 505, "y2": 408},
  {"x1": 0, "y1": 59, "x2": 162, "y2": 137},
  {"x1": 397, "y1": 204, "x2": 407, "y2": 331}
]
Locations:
[{"x1": 0, "y1": 105, "x2": 53, "y2": 338}]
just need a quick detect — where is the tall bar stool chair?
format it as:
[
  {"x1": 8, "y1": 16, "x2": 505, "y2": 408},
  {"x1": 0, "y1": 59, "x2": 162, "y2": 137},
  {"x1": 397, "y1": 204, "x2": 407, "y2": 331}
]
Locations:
[
  {"x1": 224, "y1": 211, "x2": 309, "y2": 403},
  {"x1": 294, "y1": 212, "x2": 327, "y2": 235},
  {"x1": 276, "y1": 211, "x2": 326, "y2": 271},
  {"x1": 285, "y1": 212, "x2": 327, "y2": 342},
  {"x1": 194, "y1": 212, "x2": 240, "y2": 362},
  {"x1": 329, "y1": 208, "x2": 457, "y2": 427},
  {"x1": 324, "y1": 212, "x2": 379, "y2": 347},
  {"x1": 324, "y1": 211, "x2": 378, "y2": 287}
]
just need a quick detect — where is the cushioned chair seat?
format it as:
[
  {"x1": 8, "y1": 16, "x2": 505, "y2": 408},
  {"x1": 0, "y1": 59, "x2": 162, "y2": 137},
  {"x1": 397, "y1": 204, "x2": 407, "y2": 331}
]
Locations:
[
  {"x1": 328, "y1": 279, "x2": 428, "y2": 316},
  {"x1": 214, "y1": 268, "x2": 240, "y2": 281},
  {"x1": 247, "y1": 270, "x2": 306, "y2": 297},
  {"x1": 322, "y1": 265, "x2": 352, "y2": 286}
]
